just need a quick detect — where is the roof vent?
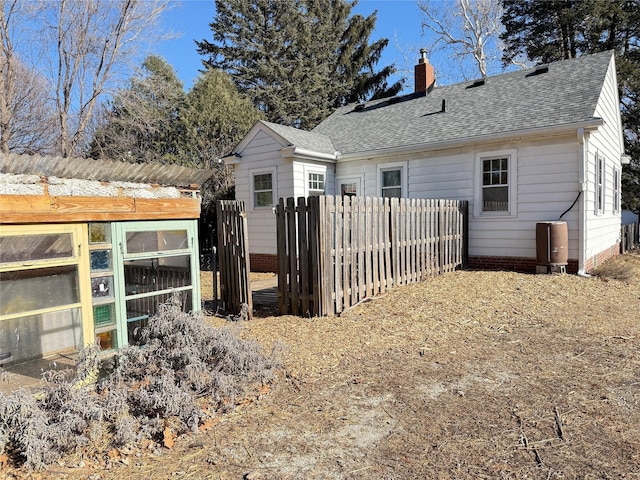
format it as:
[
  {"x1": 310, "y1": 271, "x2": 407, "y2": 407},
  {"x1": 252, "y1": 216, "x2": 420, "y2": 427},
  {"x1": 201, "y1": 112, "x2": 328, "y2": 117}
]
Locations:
[
  {"x1": 466, "y1": 78, "x2": 485, "y2": 89},
  {"x1": 527, "y1": 64, "x2": 549, "y2": 77}
]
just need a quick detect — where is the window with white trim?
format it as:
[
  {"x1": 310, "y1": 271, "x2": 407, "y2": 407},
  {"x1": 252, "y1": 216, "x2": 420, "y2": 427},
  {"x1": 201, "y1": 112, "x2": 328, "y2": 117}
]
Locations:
[
  {"x1": 613, "y1": 167, "x2": 621, "y2": 213},
  {"x1": 381, "y1": 169, "x2": 401, "y2": 198},
  {"x1": 482, "y1": 157, "x2": 509, "y2": 212},
  {"x1": 251, "y1": 170, "x2": 275, "y2": 208},
  {"x1": 378, "y1": 162, "x2": 407, "y2": 198},
  {"x1": 474, "y1": 149, "x2": 517, "y2": 217},
  {"x1": 595, "y1": 153, "x2": 604, "y2": 214},
  {"x1": 308, "y1": 172, "x2": 325, "y2": 196}
]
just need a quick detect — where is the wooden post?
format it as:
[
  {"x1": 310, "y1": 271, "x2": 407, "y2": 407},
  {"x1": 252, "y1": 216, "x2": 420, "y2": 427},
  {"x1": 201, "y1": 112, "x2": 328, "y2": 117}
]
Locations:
[{"x1": 276, "y1": 198, "x2": 288, "y2": 314}]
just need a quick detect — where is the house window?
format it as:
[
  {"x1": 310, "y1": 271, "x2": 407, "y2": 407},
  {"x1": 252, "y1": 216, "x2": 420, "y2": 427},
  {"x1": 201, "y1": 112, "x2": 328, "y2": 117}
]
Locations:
[
  {"x1": 596, "y1": 153, "x2": 604, "y2": 214},
  {"x1": 381, "y1": 168, "x2": 402, "y2": 198},
  {"x1": 482, "y1": 157, "x2": 509, "y2": 212},
  {"x1": 341, "y1": 182, "x2": 357, "y2": 197},
  {"x1": 613, "y1": 167, "x2": 620, "y2": 213},
  {"x1": 474, "y1": 149, "x2": 517, "y2": 217},
  {"x1": 308, "y1": 172, "x2": 325, "y2": 196},
  {"x1": 252, "y1": 171, "x2": 274, "y2": 208},
  {"x1": 337, "y1": 175, "x2": 362, "y2": 198}
]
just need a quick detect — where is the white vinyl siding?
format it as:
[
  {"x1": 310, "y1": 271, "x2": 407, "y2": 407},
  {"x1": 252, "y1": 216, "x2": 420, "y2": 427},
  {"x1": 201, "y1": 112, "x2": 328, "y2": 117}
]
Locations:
[{"x1": 231, "y1": 128, "x2": 293, "y2": 256}]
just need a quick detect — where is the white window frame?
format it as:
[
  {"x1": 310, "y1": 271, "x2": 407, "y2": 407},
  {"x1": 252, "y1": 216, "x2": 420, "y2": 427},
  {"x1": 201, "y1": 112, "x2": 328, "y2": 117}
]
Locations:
[
  {"x1": 613, "y1": 166, "x2": 621, "y2": 214},
  {"x1": 377, "y1": 161, "x2": 408, "y2": 198},
  {"x1": 303, "y1": 165, "x2": 326, "y2": 197},
  {"x1": 336, "y1": 175, "x2": 363, "y2": 198},
  {"x1": 250, "y1": 167, "x2": 277, "y2": 210},
  {"x1": 474, "y1": 149, "x2": 518, "y2": 218},
  {"x1": 595, "y1": 152, "x2": 605, "y2": 215}
]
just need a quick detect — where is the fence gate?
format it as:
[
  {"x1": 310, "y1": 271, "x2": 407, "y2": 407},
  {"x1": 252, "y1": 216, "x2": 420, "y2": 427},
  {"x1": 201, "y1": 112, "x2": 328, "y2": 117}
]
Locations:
[
  {"x1": 216, "y1": 200, "x2": 252, "y2": 319},
  {"x1": 276, "y1": 195, "x2": 468, "y2": 317}
]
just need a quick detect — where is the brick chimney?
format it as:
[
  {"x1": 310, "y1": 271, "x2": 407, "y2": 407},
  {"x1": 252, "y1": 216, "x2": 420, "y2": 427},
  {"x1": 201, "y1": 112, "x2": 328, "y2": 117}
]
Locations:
[{"x1": 415, "y1": 48, "x2": 435, "y2": 93}]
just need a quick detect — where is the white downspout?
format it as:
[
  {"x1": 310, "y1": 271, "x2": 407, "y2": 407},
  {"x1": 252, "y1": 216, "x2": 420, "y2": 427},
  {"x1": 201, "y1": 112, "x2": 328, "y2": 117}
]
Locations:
[{"x1": 577, "y1": 128, "x2": 589, "y2": 276}]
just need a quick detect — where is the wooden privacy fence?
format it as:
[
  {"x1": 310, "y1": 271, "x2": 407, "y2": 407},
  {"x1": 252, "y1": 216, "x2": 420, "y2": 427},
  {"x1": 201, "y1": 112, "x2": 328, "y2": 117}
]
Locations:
[
  {"x1": 621, "y1": 223, "x2": 638, "y2": 253},
  {"x1": 276, "y1": 195, "x2": 468, "y2": 317},
  {"x1": 216, "y1": 200, "x2": 252, "y2": 318}
]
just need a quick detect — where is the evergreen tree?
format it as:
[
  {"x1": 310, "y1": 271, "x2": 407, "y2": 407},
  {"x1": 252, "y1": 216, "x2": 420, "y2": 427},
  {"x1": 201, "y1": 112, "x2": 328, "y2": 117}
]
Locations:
[
  {"x1": 196, "y1": 0, "x2": 402, "y2": 130},
  {"x1": 501, "y1": 0, "x2": 640, "y2": 210},
  {"x1": 184, "y1": 68, "x2": 264, "y2": 193},
  {"x1": 90, "y1": 55, "x2": 188, "y2": 164}
]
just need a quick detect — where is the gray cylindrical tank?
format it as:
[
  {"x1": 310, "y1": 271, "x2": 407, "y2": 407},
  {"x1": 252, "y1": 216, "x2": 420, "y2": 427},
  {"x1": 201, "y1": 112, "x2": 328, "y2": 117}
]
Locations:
[{"x1": 536, "y1": 221, "x2": 568, "y2": 266}]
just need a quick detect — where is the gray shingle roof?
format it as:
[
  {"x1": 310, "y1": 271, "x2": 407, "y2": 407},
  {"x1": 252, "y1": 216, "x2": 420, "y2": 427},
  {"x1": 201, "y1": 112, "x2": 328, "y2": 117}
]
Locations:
[
  {"x1": 260, "y1": 121, "x2": 337, "y2": 156},
  {"x1": 312, "y1": 51, "x2": 613, "y2": 155}
]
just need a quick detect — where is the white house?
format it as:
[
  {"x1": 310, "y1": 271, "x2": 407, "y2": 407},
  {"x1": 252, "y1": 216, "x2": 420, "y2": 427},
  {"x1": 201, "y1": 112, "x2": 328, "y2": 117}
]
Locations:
[{"x1": 225, "y1": 50, "x2": 627, "y2": 274}]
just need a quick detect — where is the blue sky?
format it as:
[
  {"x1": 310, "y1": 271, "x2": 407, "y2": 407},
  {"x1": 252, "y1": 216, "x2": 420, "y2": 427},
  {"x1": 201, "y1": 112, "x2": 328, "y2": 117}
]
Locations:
[{"x1": 156, "y1": 0, "x2": 426, "y2": 93}]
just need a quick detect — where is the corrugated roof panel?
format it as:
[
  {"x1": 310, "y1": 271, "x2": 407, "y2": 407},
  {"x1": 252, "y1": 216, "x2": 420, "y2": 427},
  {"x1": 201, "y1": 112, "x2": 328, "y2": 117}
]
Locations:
[{"x1": 0, "y1": 154, "x2": 214, "y2": 187}]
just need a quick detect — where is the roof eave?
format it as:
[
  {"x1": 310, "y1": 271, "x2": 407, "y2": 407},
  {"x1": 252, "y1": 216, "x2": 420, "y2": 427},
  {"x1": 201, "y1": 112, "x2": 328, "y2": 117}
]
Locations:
[{"x1": 339, "y1": 118, "x2": 605, "y2": 161}]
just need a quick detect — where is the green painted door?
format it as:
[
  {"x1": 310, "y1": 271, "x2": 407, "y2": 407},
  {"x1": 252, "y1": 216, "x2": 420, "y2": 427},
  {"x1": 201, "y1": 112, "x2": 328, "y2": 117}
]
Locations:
[{"x1": 112, "y1": 220, "x2": 201, "y2": 346}]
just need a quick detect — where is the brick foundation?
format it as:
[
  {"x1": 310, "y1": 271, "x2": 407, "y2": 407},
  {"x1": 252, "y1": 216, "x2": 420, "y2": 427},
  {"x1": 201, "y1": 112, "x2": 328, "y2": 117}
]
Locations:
[
  {"x1": 251, "y1": 246, "x2": 619, "y2": 275},
  {"x1": 584, "y1": 243, "x2": 620, "y2": 273},
  {"x1": 468, "y1": 256, "x2": 579, "y2": 274},
  {"x1": 249, "y1": 253, "x2": 278, "y2": 273}
]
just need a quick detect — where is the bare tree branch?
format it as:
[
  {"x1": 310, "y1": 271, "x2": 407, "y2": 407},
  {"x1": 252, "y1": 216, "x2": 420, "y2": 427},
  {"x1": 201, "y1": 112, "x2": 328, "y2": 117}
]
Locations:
[
  {"x1": 36, "y1": 0, "x2": 170, "y2": 157},
  {"x1": 1, "y1": 0, "x2": 55, "y2": 154},
  {"x1": 418, "y1": 0, "x2": 503, "y2": 79}
]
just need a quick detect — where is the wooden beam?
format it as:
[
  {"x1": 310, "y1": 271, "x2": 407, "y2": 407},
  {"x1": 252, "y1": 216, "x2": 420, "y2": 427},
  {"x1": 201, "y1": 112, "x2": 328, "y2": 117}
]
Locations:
[{"x1": 0, "y1": 194, "x2": 201, "y2": 223}]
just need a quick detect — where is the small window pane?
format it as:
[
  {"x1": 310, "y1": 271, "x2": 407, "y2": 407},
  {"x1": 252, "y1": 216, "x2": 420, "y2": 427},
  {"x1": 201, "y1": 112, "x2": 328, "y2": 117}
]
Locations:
[
  {"x1": 89, "y1": 223, "x2": 111, "y2": 244},
  {"x1": 0, "y1": 233, "x2": 74, "y2": 264},
  {"x1": 382, "y1": 169, "x2": 401, "y2": 187},
  {"x1": 341, "y1": 183, "x2": 357, "y2": 197},
  {"x1": 90, "y1": 250, "x2": 112, "y2": 271},
  {"x1": 96, "y1": 329, "x2": 117, "y2": 351},
  {"x1": 91, "y1": 276, "x2": 113, "y2": 299},
  {"x1": 382, "y1": 187, "x2": 402, "y2": 199},
  {"x1": 254, "y1": 174, "x2": 272, "y2": 191},
  {"x1": 0, "y1": 309, "x2": 82, "y2": 363},
  {"x1": 126, "y1": 291, "x2": 193, "y2": 344},
  {"x1": 93, "y1": 304, "x2": 115, "y2": 327},
  {"x1": 483, "y1": 186, "x2": 509, "y2": 211},
  {"x1": 255, "y1": 191, "x2": 273, "y2": 207},
  {"x1": 0, "y1": 265, "x2": 79, "y2": 316},
  {"x1": 124, "y1": 256, "x2": 192, "y2": 295},
  {"x1": 126, "y1": 230, "x2": 188, "y2": 254}
]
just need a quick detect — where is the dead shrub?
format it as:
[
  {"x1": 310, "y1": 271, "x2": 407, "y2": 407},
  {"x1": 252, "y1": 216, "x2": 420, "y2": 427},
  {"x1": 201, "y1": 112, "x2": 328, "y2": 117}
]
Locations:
[{"x1": 0, "y1": 295, "x2": 280, "y2": 470}]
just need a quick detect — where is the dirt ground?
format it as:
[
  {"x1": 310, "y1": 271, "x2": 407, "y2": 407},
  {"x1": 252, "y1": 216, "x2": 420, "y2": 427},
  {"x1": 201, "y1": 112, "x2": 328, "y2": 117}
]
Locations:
[{"x1": 7, "y1": 252, "x2": 640, "y2": 479}]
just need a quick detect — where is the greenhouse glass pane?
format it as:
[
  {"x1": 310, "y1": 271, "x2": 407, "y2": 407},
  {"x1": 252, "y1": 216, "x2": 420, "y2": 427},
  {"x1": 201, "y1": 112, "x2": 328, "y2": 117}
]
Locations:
[
  {"x1": 0, "y1": 265, "x2": 79, "y2": 316},
  {"x1": 0, "y1": 234, "x2": 73, "y2": 264}
]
